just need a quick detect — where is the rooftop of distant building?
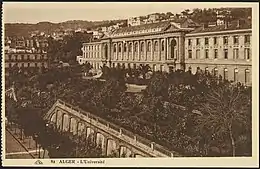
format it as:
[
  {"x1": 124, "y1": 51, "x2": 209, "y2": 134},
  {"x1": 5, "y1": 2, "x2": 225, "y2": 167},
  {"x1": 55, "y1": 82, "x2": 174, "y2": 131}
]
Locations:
[{"x1": 189, "y1": 19, "x2": 252, "y2": 34}]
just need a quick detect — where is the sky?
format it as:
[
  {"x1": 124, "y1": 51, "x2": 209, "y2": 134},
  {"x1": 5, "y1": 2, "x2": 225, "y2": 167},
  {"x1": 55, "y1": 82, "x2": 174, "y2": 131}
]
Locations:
[{"x1": 3, "y1": 2, "x2": 255, "y2": 24}]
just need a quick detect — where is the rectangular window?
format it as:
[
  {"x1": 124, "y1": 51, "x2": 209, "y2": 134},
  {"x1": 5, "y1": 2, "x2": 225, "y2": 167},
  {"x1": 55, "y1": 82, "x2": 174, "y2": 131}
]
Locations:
[
  {"x1": 196, "y1": 49, "x2": 200, "y2": 59},
  {"x1": 224, "y1": 68, "x2": 228, "y2": 80},
  {"x1": 233, "y1": 36, "x2": 239, "y2": 44},
  {"x1": 129, "y1": 45, "x2": 132, "y2": 52},
  {"x1": 196, "y1": 38, "x2": 200, "y2": 45},
  {"x1": 224, "y1": 49, "x2": 228, "y2": 59},
  {"x1": 188, "y1": 39, "x2": 192, "y2": 46},
  {"x1": 245, "y1": 69, "x2": 250, "y2": 84},
  {"x1": 233, "y1": 49, "x2": 239, "y2": 59},
  {"x1": 161, "y1": 43, "x2": 164, "y2": 51},
  {"x1": 245, "y1": 48, "x2": 250, "y2": 60},
  {"x1": 244, "y1": 35, "x2": 250, "y2": 44},
  {"x1": 213, "y1": 68, "x2": 218, "y2": 76},
  {"x1": 160, "y1": 65, "x2": 163, "y2": 72},
  {"x1": 153, "y1": 64, "x2": 156, "y2": 71},
  {"x1": 205, "y1": 49, "x2": 209, "y2": 59},
  {"x1": 234, "y1": 69, "x2": 238, "y2": 82},
  {"x1": 214, "y1": 49, "x2": 218, "y2": 59},
  {"x1": 188, "y1": 50, "x2": 192, "y2": 59},
  {"x1": 205, "y1": 37, "x2": 209, "y2": 45},
  {"x1": 214, "y1": 37, "x2": 218, "y2": 45},
  {"x1": 223, "y1": 36, "x2": 228, "y2": 45}
]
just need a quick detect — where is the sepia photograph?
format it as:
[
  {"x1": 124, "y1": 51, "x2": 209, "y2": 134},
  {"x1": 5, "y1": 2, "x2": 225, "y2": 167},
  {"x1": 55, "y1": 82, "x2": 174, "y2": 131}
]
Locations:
[{"x1": 1, "y1": 2, "x2": 259, "y2": 167}]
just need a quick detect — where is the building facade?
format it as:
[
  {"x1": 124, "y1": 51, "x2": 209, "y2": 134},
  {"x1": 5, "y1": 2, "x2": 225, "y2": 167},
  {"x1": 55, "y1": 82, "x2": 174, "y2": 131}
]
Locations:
[
  {"x1": 185, "y1": 20, "x2": 252, "y2": 85},
  {"x1": 78, "y1": 20, "x2": 252, "y2": 85},
  {"x1": 5, "y1": 52, "x2": 49, "y2": 76}
]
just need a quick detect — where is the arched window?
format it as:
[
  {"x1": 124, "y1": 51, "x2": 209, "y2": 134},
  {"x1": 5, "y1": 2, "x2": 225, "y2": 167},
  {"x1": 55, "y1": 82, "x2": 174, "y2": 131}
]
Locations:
[
  {"x1": 205, "y1": 67, "x2": 209, "y2": 73},
  {"x1": 224, "y1": 68, "x2": 228, "y2": 80},
  {"x1": 124, "y1": 43, "x2": 127, "y2": 52},
  {"x1": 245, "y1": 69, "x2": 250, "y2": 84},
  {"x1": 213, "y1": 67, "x2": 218, "y2": 76},
  {"x1": 154, "y1": 41, "x2": 159, "y2": 51},
  {"x1": 129, "y1": 43, "x2": 132, "y2": 52},
  {"x1": 161, "y1": 41, "x2": 164, "y2": 51},
  {"x1": 170, "y1": 39, "x2": 177, "y2": 59},
  {"x1": 134, "y1": 43, "x2": 138, "y2": 52},
  {"x1": 234, "y1": 68, "x2": 238, "y2": 82},
  {"x1": 147, "y1": 42, "x2": 151, "y2": 52},
  {"x1": 114, "y1": 44, "x2": 117, "y2": 53},
  {"x1": 104, "y1": 44, "x2": 108, "y2": 59},
  {"x1": 140, "y1": 42, "x2": 144, "y2": 52},
  {"x1": 118, "y1": 44, "x2": 122, "y2": 52}
]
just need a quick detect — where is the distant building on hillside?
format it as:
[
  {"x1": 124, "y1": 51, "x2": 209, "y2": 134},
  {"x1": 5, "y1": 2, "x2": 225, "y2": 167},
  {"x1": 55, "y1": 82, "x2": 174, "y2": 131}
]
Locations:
[
  {"x1": 217, "y1": 18, "x2": 225, "y2": 26},
  {"x1": 127, "y1": 17, "x2": 143, "y2": 27},
  {"x1": 148, "y1": 14, "x2": 160, "y2": 22}
]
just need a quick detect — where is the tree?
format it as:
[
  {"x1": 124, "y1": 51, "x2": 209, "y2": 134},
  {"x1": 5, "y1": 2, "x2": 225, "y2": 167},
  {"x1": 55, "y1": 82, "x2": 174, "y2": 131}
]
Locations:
[
  {"x1": 82, "y1": 62, "x2": 92, "y2": 76},
  {"x1": 144, "y1": 71, "x2": 169, "y2": 99},
  {"x1": 230, "y1": 8, "x2": 252, "y2": 20},
  {"x1": 141, "y1": 96, "x2": 165, "y2": 140},
  {"x1": 181, "y1": 9, "x2": 192, "y2": 18},
  {"x1": 138, "y1": 64, "x2": 151, "y2": 80},
  {"x1": 195, "y1": 84, "x2": 251, "y2": 156}
]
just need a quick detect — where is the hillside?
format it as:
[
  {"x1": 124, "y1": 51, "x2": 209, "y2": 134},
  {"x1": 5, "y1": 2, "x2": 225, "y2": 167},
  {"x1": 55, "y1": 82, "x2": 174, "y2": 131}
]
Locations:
[
  {"x1": 5, "y1": 19, "x2": 127, "y2": 37},
  {"x1": 4, "y1": 7, "x2": 251, "y2": 38}
]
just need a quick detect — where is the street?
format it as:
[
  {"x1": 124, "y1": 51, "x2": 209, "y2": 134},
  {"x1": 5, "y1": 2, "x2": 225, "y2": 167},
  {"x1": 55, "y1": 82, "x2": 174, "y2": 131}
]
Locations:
[
  {"x1": 5, "y1": 129, "x2": 34, "y2": 159},
  {"x1": 5, "y1": 128, "x2": 49, "y2": 159}
]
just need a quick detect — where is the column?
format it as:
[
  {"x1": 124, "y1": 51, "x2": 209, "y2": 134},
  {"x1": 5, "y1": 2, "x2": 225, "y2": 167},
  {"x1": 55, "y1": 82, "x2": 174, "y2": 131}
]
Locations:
[
  {"x1": 228, "y1": 36, "x2": 233, "y2": 60},
  {"x1": 239, "y1": 35, "x2": 244, "y2": 60},
  {"x1": 103, "y1": 137, "x2": 108, "y2": 156},
  {"x1": 100, "y1": 44, "x2": 103, "y2": 60},
  {"x1": 165, "y1": 37, "x2": 168, "y2": 60},
  {"x1": 158, "y1": 39, "x2": 161, "y2": 61},
  {"x1": 138, "y1": 41, "x2": 141, "y2": 61},
  {"x1": 177, "y1": 37, "x2": 180, "y2": 60},
  {"x1": 151, "y1": 40, "x2": 154, "y2": 61},
  {"x1": 121, "y1": 42, "x2": 123, "y2": 61},
  {"x1": 219, "y1": 36, "x2": 224, "y2": 59},
  {"x1": 179, "y1": 36, "x2": 185, "y2": 70},
  {"x1": 108, "y1": 41, "x2": 111, "y2": 61},
  {"x1": 132, "y1": 41, "x2": 135, "y2": 61},
  {"x1": 116, "y1": 43, "x2": 118, "y2": 60},
  {"x1": 126, "y1": 42, "x2": 129, "y2": 61},
  {"x1": 144, "y1": 40, "x2": 147, "y2": 61}
]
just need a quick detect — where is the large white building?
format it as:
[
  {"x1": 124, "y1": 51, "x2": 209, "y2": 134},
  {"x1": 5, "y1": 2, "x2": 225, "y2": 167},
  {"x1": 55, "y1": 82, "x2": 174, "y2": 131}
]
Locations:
[{"x1": 78, "y1": 19, "x2": 252, "y2": 85}]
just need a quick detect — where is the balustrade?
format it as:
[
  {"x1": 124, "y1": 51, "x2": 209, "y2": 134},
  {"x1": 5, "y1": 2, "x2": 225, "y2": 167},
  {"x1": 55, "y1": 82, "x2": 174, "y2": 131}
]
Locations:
[{"x1": 52, "y1": 99, "x2": 178, "y2": 157}]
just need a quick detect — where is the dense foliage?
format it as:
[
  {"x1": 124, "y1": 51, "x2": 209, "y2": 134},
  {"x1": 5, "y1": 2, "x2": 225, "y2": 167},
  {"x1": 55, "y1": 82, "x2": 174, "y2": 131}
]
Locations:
[{"x1": 6, "y1": 63, "x2": 252, "y2": 157}]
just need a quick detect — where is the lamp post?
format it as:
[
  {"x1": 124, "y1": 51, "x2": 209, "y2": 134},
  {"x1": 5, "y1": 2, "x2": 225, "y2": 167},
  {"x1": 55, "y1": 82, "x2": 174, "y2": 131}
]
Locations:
[
  {"x1": 42, "y1": 123, "x2": 49, "y2": 158},
  {"x1": 34, "y1": 134, "x2": 38, "y2": 157}
]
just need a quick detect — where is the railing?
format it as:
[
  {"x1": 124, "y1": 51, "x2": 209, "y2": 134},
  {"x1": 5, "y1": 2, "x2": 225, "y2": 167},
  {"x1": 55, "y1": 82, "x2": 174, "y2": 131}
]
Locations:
[{"x1": 54, "y1": 99, "x2": 179, "y2": 157}]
